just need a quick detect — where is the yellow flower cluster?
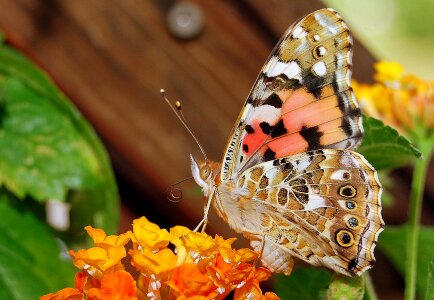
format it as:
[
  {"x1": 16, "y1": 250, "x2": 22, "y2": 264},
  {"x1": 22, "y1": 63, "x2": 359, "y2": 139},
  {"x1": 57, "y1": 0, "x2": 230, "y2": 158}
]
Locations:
[
  {"x1": 353, "y1": 61, "x2": 434, "y2": 133},
  {"x1": 41, "y1": 216, "x2": 279, "y2": 300}
]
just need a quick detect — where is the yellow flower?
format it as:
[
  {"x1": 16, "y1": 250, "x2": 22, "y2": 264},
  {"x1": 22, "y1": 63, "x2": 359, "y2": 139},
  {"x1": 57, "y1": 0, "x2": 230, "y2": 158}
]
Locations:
[
  {"x1": 68, "y1": 227, "x2": 130, "y2": 278},
  {"x1": 182, "y1": 232, "x2": 218, "y2": 255},
  {"x1": 69, "y1": 246, "x2": 126, "y2": 274},
  {"x1": 42, "y1": 217, "x2": 280, "y2": 300},
  {"x1": 130, "y1": 248, "x2": 177, "y2": 275},
  {"x1": 214, "y1": 235, "x2": 237, "y2": 249},
  {"x1": 374, "y1": 61, "x2": 404, "y2": 83},
  {"x1": 131, "y1": 216, "x2": 171, "y2": 250},
  {"x1": 218, "y1": 247, "x2": 257, "y2": 264},
  {"x1": 354, "y1": 61, "x2": 434, "y2": 135},
  {"x1": 85, "y1": 226, "x2": 131, "y2": 250}
]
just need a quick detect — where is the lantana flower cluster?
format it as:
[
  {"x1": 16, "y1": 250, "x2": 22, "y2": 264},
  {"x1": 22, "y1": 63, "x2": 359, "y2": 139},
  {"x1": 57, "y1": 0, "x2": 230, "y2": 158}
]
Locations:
[
  {"x1": 353, "y1": 61, "x2": 434, "y2": 136},
  {"x1": 40, "y1": 216, "x2": 280, "y2": 300}
]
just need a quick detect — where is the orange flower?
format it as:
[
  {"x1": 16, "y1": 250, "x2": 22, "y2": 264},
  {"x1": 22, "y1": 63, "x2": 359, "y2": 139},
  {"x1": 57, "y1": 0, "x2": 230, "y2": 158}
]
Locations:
[
  {"x1": 68, "y1": 227, "x2": 130, "y2": 277},
  {"x1": 233, "y1": 267, "x2": 274, "y2": 300},
  {"x1": 218, "y1": 246, "x2": 257, "y2": 264},
  {"x1": 41, "y1": 218, "x2": 280, "y2": 299},
  {"x1": 40, "y1": 272, "x2": 88, "y2": 300},
  {"x1": 166, "y1": 264, "x2": 221, "y2": 299},
  {"x1": 86, "y1": 270, "x2": 137, "y2": 300},
  {"x1": 208, "y1": 255, "x2": 253, "y2": 290},
  {"x1": 39, "y1": 288, "x2": 84, "y2": 300}
]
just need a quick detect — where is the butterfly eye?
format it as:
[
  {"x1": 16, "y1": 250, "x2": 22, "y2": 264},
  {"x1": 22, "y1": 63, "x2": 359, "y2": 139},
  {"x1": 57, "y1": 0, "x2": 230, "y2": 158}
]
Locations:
[{"x1": 200, "y1": 165, "x2": 211, "y2": 180}]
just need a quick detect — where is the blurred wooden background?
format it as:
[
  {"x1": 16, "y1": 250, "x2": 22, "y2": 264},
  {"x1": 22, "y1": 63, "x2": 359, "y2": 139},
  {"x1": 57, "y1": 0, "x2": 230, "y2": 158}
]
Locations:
[{"x1": 0, "y1": 0, "x2": 432, "y2": 299}]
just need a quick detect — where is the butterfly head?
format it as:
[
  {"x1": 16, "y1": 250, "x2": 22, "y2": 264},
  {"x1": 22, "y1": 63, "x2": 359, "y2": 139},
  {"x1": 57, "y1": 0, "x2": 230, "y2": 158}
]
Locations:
[{"x1": 190, "y1": 154, "x2": 219, "y2": 197}]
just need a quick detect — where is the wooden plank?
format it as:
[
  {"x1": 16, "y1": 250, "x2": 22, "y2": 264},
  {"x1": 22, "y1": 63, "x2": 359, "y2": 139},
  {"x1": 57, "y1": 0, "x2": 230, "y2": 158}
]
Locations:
[
  {"x1": 0, "y1": 0, "x2": 379, "y2": 232},
  {"x1": 0, "y1": 0, "x2": 272, "y2": 235}
]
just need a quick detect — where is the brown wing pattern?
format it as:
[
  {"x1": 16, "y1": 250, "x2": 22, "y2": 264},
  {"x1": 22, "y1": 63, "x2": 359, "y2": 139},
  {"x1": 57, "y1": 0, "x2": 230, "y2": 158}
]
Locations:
[{"x1": 237, "y1": 149, "x2": 384, "y2": 276}]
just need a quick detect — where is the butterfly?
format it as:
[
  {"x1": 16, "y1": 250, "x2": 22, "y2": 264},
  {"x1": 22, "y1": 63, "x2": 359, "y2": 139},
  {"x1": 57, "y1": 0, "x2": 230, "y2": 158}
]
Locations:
[{"x1": 189, "y1": 8, "x2": 384, "y2": 277}]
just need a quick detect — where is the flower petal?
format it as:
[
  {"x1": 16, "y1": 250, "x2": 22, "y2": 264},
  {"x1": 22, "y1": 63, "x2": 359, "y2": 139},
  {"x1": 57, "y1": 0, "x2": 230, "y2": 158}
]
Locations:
[
  {"x1": 86, "y1": 270, "x2": 137, "y2": 300},
  {"x1": 132, "y1": 217, "x2": 170, "y2": 250},
  {"x1": 130, "y1": 248, "x2": 177, "y2": 275}
]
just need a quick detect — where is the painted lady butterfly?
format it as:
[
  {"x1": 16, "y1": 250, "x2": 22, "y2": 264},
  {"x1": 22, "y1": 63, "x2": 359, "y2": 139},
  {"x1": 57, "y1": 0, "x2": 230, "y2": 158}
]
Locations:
[{"x1": 189, "y1": 8, "x2": 384, "y2": 276}]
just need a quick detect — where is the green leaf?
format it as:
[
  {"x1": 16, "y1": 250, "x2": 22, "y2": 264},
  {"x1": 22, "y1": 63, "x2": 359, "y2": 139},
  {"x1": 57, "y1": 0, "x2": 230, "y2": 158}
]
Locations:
[
  {"x1": 358, "y1": 115, "x2": 421, "y2": 170},
  {"x1": 377, "y1": 171, "x2": 394, "y2": 207},
  {"x1": 274, "y1": 268, "x2": 332, "y2": 300},
  {"x1": 0, "y1": 77, "x2": 103, "y2": 200},
  {"x1": 0, "y1": 42, "x2": 119, "y2": 233},
  {"x1": 326, "y1": 274, "x2": 364, "y2": 300},
  {"x1": 379, "y1": 225, "x2": 434, "y2": 298},
  {"x1": 0, "y1": 194, "x2": 76, "y2": 299},
  {"x1": 426, "y1": 260, "x2": 434, "y2": 300}
]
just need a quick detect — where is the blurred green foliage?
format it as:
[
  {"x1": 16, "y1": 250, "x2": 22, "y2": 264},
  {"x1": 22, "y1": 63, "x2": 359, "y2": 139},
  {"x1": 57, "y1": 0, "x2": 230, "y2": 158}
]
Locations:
[{"x1": 0, "y1": 38, "x2": 120, "y2": 299}]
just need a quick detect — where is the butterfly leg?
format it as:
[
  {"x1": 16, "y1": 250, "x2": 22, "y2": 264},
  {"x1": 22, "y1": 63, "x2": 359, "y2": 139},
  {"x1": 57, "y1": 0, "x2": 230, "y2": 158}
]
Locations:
[
  {"x1": 253, "y1": 236, "x2": 266, "y2": 268},
  {"x1": 193, "y1": 186, "x2": 216, "y2": 232}
]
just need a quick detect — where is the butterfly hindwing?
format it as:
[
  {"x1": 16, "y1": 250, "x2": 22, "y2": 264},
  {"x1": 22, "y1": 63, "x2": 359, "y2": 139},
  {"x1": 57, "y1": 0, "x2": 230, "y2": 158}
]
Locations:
[
  {"x1": 220, "y1": 8, "x2": 362, "y2": 181},
  {"x1": 239, "y1": 149, "x2": 384, "y2": 276}
]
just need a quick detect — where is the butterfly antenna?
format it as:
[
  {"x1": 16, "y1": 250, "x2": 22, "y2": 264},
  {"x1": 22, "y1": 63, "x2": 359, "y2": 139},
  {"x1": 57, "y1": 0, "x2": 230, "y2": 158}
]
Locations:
[
  {"x1": 160, "y1": 89, "x2": 207, "y2": 160},
  {"x1": 166, "y1": 176, "x2": 193, "y2": 202}
]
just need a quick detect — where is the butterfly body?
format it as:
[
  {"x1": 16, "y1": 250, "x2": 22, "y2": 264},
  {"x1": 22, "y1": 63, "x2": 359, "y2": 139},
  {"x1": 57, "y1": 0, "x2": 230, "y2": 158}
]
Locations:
[{"x1": 190, "y1": 8, "x2": 384, "y2": 277}]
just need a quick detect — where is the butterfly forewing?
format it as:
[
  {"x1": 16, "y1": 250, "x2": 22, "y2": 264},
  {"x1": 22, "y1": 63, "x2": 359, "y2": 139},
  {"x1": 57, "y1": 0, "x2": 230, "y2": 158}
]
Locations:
[{"x1": 220, "y1": 8, "x2": 362, "y2": 181}]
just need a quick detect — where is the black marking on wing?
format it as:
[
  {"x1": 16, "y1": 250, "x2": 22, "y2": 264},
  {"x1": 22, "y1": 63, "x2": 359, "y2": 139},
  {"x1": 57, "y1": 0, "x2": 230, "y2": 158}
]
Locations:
[
  {"x1": 270, "y1": 119, "x2": 288, "y2": 138},
  {"x1": 348, "y1": 258, "x2": 358, "y2": 272},
  {"x1": 299, "y1": 125, "x2": 323, "y2": 150},
  {"x1": 245, "y1": 124, "x2": 255, "y2": 134},
  {"x1": 263, "y1": 93, "x2": 283, "y2": 108},
  {"x1": 263, "y1": 148, "x2": 276, "y2": 161},
  {"x1": 260, "y1": 122, "x2": 273, "y2": 135},
  {"x1": 302, "y1": 69, "x2": 326, "y2": 98}
]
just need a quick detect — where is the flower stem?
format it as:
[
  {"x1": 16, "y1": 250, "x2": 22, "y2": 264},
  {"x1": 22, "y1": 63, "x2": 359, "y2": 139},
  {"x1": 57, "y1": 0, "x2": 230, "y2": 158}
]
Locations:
[
  {"x1": 364, "y1": 272, "x2": 378, "y2": 300},
  {"x1": 404, "y1": 142, "x2": 432, "y2": 300}
]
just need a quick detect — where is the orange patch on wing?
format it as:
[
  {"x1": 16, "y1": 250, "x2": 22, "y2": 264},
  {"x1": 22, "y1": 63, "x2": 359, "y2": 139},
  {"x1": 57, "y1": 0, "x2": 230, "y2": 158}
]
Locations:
[
  {"x1": 320, "y1": 130, "x2": 348, "y2": 145},
  {"x1": 265, "y1": 133, "x2": 309, "y2": 158},
  {"x1": 281, "y1": 93, "x2": 343, "y2": 134},
  {"x1": 242, "y1": 121, "x2": 269, "y2": 158},
  {"x1": 279, "y1": 89, "x2": 317, "y2": 114},
  {"x1": 316, "y1": 119, "x2": 349, "y2": 146}
]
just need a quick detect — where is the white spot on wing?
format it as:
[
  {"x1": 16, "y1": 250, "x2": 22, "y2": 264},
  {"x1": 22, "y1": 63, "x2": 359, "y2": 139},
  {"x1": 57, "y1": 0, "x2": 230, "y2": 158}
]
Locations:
[
  {"x1": 265, "y1": 167, "x2": 279, "y2": 182},
  {"x1": 251, "y1": 105, "x2": 280, "y2": 125},
  {"x1": 312, "y1": 61, "x2": 327, "y2": 76},
  {"x1": 318, "y1": 46, "x2": 327, "y2": 56},
  {"x1": 330, "y1": 170, "x2": 351, "y2": 180},
  {"x1": 315, "y1": 11, "x2": 341, "y2": 36},
  {"x1": 304, "y1": 194, "x2": 326, "y2": 210},
  {"x1": 266, "y1": 60, "x2": 302, "y2": 81},
  {"x1": 295, "y1": 157, "x2": 310, "y2": 171},
  {"x1": 262, "y1": 56, "x2": 278, "y2": 73},
  {"x1": 292, "y1": 26, "x2": 307, "y2": 39}
]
